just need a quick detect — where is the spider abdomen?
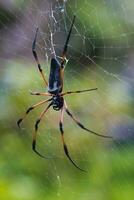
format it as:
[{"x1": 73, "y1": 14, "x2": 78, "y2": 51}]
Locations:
[{"x1": 48, "y1": 58, "x2": 62, "y2": 94}]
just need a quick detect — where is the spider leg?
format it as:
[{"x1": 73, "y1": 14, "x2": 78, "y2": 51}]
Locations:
[
  {"x1": 32, "y1": 102, "x2": 52, "y2": 159},
  {"x1": 59, "y1": 106, "x2": 86, "y2": 172},
  {"x1": 30, "y1": 92, "x2": 52, "y2": 96},
  {"x1": 60, "y1": 15, "x2": 76, "y2": 88},
  {"x1": 62, "y1": 15, "x2": 76, "y2": 60},
  {"x1": 17, "y1": 98, "x2": 52, "y2": 128},
  {"x1": 61, "y1": 88, "x2": 98, "y2": 96},
  {"x1": 64, "y1": 101, "x2": 112, "y2": 139},
  {"x1": 32, "y1": 28, "x2": 48, "y2": 86}
]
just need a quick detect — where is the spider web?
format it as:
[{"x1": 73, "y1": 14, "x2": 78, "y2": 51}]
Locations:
[{"x1": 0, "y1": 0, "x2": 134, "y2": 199}]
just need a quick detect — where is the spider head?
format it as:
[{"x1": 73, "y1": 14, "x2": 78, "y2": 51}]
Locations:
[{"x1": 52, "y1": 95, "x2": 64, "y2": 111}]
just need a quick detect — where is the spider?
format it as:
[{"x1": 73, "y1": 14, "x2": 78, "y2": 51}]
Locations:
[{"x1": 17, "y1": 15, "x2": 112, "y2": 172}]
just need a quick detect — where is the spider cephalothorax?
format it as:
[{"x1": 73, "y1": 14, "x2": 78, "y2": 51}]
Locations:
[
  {"x1": 17, "y1": 15, "x2": 112, "y2": 172},
  {"x1": 52, "y1": 95, "x2": 64, "y2": 111}
]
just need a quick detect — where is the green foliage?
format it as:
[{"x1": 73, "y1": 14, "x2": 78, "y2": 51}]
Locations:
[
  {"x1": 0, "y1": 61, "x2": 133, "y2": 200},
  {"x1": 0, "y1": 0, "x2": 133, "y2": 199}
]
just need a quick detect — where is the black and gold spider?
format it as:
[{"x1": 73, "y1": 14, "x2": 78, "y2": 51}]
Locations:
[{"x1": 17, "y1": 15, "x2": 112, "y2": 172}]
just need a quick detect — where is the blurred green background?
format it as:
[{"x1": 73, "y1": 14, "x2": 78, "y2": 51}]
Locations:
[{"x1": 0, "y1": 0, "x2": 134, "y2": 200}]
